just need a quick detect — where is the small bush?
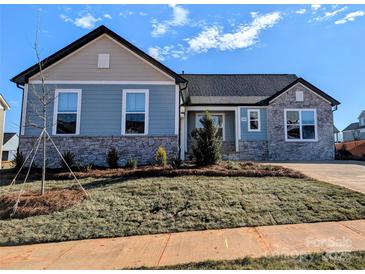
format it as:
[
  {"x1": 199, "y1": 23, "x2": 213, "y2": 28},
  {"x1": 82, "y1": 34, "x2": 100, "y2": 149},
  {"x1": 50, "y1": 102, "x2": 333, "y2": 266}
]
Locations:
[
  {"x1": 156, "y1": 146, "x2": 167, "y2": 167},
  {"x1": 60, "y1": 151, "x2": 76, "y2": 170},
  {"x1": 106, "y1": 147, "x2": 119, "y2": 168},
  {"x1": 126, "y1": 157, "x2": 138, "y2": 169},
  {"x1": 12, "y1": 151, "x2": 25, "y2": 171},
  {"x1": 335, "y1": 144, "x2": 353, "y2": 160},
  {"x1": 171, "y1": 157, "x2": 182, "y2": 169}
]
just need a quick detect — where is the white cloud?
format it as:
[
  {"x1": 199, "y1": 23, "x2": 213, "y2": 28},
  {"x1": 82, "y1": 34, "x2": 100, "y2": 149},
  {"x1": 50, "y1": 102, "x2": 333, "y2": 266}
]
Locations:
[
  {"x1": 311, "y1": 4, "x2": 321, "y2": 11},
  {"x1": 139, "y1": 12, "x2": 148, "y2": 16},
  {"x1": 335, "y1": 10, "x2": 365, "y2": 24},
  {"x1": 74, "y1": 13, "x2": 101, "y2": 29},
  {"x1": 312, "y1": 6, "x2": 347, "y2": 21},
  {"x1": 148, "y1": 45, "x2": 187, "y2": 61},
  {"x1": 104, "y1": 14, "x2": 112, "y2": 19},
  {"x1": 151, "y1": 4, "x2": 189, "y2": 37},
  {"x1": 119, "y1": 10, "x2": 134, "y2": 17},
  {"x1": 60, "y1": 12, "x2": 101, "y2": 29},
  {"x1": 187, "y1": 11, "x2": 281, "y2": 53},
  {"x1": 295, "y1": 9, "x2": 306, "y2": 14}
]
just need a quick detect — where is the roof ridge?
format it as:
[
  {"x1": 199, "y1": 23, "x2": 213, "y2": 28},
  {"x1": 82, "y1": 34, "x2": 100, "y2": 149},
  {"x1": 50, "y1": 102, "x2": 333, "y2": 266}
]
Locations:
[{"x1": 180, "y1": 73, "x2": 297, "y2": 76}]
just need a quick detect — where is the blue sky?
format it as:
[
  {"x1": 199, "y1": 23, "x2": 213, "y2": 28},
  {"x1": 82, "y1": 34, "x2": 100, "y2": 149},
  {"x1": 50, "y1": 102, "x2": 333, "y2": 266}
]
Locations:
[{"x1": 1, "y1": 4, "x2": 365, "y2": 132}]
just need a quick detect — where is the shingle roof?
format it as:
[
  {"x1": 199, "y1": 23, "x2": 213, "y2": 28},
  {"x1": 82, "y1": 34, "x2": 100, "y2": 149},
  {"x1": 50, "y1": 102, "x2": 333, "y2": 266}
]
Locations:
[
  {"x1": 333, "y1": 126, "x2": 340, "y2": 133},
  {"x1": 3, "y1": 133, "x2": 17, "y2": 145},
  {"x1": 343, "y1": 122, "x2": 365, "y2": 131}
]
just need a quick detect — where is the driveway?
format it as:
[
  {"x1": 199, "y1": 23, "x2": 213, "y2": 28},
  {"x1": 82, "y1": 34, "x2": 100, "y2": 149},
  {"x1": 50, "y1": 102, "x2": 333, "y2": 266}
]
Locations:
[{"x1": 268, "y1": 161, "x2": 365, "y2": 194}]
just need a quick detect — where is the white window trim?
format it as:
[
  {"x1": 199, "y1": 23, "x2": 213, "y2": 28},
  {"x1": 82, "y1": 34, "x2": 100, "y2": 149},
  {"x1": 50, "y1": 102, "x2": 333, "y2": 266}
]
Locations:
[
  {"x1": 247, "y1": 109, "x2": 261, "y2": 132},
  {"x1": 122, "y1": 89, "x2": 149, "y2": 136},
  {"x1": 52, "y1": 89, "x2": 82, "y2": 136},
  {"x1": 195, "y1": 112, "x2": 225, "y2": 141},
  {"x1": 284, "y1": 108, "x2": 318, "y2": 142}
]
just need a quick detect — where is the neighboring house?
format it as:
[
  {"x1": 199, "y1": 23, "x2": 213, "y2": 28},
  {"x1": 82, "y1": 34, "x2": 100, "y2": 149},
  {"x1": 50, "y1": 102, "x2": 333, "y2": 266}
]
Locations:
[
  {"x1": 2, "y1": 133, "x2": 19, "y2": 161},
  {"x1": 342, "y1": 110, "x2": 365, "y2": 142},
  {"x1": 11, "y1": 25, "x2": 340, "y2": 167},
  {"x1": 0, "y1": 94, "x2": 11, "y2": 169},
  {"x1": 333, "y1": 126, "x2": 341, "y2": 143}
]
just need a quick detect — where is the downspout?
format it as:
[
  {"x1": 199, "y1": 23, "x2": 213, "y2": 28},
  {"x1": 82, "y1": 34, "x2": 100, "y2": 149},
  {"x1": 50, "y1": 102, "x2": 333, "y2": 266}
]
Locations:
[
  {"x1": 178, "y1": 81, "x2": 188, "y2": 160},
  {"x1": 15, "y1": 83, "x2": 25, "y2": 153}
]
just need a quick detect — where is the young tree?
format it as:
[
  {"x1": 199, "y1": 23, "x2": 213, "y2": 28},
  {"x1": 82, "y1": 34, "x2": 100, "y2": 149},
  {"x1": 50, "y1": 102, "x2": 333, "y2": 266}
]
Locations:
[{"x1": 191, "y1": 110, "x2": 222, "y2": 166}]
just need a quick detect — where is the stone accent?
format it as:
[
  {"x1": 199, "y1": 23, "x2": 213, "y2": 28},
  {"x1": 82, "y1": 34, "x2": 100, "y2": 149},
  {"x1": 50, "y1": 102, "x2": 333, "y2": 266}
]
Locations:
[
  {"x1": 267, "y1": 83, "x2": 335, "y2": 161},
  {"x1": 19, "y1": 136, "x2": 178, "y2": 168},
  {"x1": 238, "y1": 141, "x2": 268, "y2": 161}
]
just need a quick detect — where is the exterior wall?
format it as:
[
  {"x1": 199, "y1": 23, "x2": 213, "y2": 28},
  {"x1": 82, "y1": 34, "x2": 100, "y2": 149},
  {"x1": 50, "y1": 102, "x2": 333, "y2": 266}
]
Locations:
[
  {"x1": 29, "y1": 35, "x2": 172, "y2": 82},
  {"x1": 19, "y1": 135, "x2": 178, "y2": 168},
  {"x1": 3, "y1": 135, "x2": 19, "y2": 161},
  {"x1": 342, "y1": 130, "x2": 365, "y2": 142},
  {"x1": 238, "y1": 141, "x2": 268, "y2": 161},
  {"x1": 267, "y1": 83, "x2": 335, "y2": 161},
  {"x1": 240, "y1": 108, "x2": 267, "y2": 140},
  {"x1": 0, "y1": 107, "x2": 4, "y2": 168},
  {"x1": 25, "y1": 84, "x2": 177, "y2": 137}
]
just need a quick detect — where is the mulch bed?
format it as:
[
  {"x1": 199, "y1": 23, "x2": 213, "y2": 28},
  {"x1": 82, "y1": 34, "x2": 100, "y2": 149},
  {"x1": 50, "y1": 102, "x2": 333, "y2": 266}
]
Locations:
[
  {"x1": 0, "y1": 188, "x2": 86, "y2": 220},
  {"x1": 53, "y1": 162, "x2": 307, "y2": 180}
]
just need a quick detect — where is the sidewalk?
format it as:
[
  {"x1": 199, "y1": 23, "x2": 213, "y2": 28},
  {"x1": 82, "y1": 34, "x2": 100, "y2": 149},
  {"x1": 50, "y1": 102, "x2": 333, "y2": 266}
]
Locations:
[{"x1": 1, "y1": 219, "x2": 364, "y2": 269}]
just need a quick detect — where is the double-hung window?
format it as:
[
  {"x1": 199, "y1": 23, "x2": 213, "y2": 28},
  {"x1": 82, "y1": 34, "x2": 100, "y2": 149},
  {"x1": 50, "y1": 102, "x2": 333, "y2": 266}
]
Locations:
[
  {"x1": 248, "y1": 109, "x2": 261, "y2": 131},
  {"x1": 285, "y1": 109, "x2": 317, "y2": 141},
  {"x1": 196, "y1": 113, "x2": 225, "y2": 140},
  {"x1": 122, "y1": 90, "x2": 149, "y2": 135},
  {"x1": 53, "y1": 89, "x2": 81, "y2": 135}
]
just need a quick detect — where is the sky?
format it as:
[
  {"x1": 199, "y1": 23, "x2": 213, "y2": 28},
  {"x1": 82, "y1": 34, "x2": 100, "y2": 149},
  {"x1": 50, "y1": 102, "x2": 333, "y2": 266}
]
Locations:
[{"x1": 1, "y1": 4, "x2": 365, "y2": 133}]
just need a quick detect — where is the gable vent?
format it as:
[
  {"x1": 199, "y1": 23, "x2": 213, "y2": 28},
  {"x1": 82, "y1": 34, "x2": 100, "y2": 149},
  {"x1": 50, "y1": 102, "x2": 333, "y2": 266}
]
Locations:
[
  {"x1": 296, "y1": 90, "x2": 304, "y2": 102},
  {"x1": 98, "y1": 53, "x2": 110, "y2": 68}
]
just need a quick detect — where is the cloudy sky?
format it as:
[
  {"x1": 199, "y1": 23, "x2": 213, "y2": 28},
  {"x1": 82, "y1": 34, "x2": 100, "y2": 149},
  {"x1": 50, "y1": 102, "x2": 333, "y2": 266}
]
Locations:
[{"x1": 1, "y1": 4, "x2": 365, "y2": 132}]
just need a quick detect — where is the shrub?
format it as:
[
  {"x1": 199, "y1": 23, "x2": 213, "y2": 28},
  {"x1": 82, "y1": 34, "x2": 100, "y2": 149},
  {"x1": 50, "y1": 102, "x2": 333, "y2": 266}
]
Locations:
[
  {"x1": 155, "y1": 146, "x2": 167, "y2": 167},
  {"x1": 106, "y1": 147, "x2": 119, "y2": 168},
  {"x1": 12, "y1": 151, "x2": 25, "y2": 171},
  {"x1": 191, "y1": 110, "x2": 222, "y2": 166},
  {"x1": 171, "y1": 157, "x2": 182, "y2": 169},
  {"x1": 335, "y1": 144, "x2": 352, "y2": 160},
  {"x1": 126, "y1": 156, "x2": 138, "y2": 169},
  {"x1": 60, "y1": 151, "x2": 76, "y2": 170}
]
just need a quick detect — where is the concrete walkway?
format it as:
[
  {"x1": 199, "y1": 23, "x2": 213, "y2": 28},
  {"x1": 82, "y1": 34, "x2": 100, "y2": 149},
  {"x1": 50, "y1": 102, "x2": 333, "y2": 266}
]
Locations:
[
  {"x1": 1, "y1": 219, "x2": 364, "y2": 269},
  {"x1": 268, "y1": 161, "x2": 365, "y2": 194}
]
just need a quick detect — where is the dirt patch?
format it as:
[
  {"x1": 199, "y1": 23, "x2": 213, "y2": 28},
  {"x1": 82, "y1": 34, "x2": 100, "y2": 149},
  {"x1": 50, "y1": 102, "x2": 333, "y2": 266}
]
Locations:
[{"x1": 0, "y1": 188, "x2": 86, "y2": 220}]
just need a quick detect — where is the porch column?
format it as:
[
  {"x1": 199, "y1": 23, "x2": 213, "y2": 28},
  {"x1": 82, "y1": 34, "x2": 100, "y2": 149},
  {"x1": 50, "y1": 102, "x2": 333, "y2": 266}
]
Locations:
[{"x1": 235, "y1": 107, "x2": 240, "y2": 152}]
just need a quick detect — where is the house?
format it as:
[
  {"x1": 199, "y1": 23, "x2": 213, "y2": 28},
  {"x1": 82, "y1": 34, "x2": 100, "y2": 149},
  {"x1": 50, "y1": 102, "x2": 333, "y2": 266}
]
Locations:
[
  {"x1": 0, "y1": 94, "x2": 11, "y2": 169},
  {"x1": 342, "y1": 110, "x2": 365, "y2": 142},
  {"x1": 333, "y1": 126, "x2": 341, "y2": 143},
  {"x1": 2, "y1": 133, "x2": 19, "y2": 162},
  {"x1": 11, "y1": 25, "x2": 340, "y2": 167}
]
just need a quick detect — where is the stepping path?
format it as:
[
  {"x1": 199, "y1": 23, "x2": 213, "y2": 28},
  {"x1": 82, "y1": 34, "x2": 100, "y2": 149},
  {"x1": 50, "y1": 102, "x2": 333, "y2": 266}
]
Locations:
[{"x1": 1, "y1": 220, "x2": 364, "y2": 269}]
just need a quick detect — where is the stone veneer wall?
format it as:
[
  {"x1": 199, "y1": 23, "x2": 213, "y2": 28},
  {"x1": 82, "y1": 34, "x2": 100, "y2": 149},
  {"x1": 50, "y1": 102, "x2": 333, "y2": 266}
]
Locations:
[
  {"x1": 267, "y1": 83, "x2": 335, "y2": 161},
  {"x1": 238, "y1": 141, "x2": 268, "y2": 161},
  {"x1": 19, "y1": 136, "x2": 178, "y2": 168}
]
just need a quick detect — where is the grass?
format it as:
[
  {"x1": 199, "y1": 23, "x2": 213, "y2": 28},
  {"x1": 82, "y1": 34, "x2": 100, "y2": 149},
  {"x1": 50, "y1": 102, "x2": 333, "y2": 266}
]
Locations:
[
  {"x1": 140, "y1": 251, "x2": 365, "y2": 270},
  {"x1": 1, "y1": 175, "x2": 364, "y2": 246}
]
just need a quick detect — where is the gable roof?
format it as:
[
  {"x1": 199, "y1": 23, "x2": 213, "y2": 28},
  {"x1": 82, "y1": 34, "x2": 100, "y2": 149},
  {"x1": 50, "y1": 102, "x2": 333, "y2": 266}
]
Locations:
[
  {"x1": 358, "y1": 110, "x2": 365, "y2": 119},
  {"x1": 333, "y1": 126, "x2": 340, "y2": 133},
  {"x1": 182, "y1": 74, "x2": 299, "y2": 105},
  {"x1": 11, "y1": 25, "x2": 187, "y2": 85},
  {"x1": 343, "y1": 122, "x2": 365, "y2": 131},
  {"x1": 0, "y1": 94, "x2": 10, "y2": 110},
  {"x1": 3, "y1": 133, "x2": 17, "y2": 145}
]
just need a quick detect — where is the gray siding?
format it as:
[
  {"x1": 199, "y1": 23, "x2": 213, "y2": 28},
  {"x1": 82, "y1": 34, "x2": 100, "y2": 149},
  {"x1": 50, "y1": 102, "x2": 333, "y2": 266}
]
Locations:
[
  {"x1": 343, "y1": 130, "x2": 365, "y2": 142},
  {"x1": 240, "y1": 108, "x2": 267, "y2": 141},
  {"x1": 187, "y1": 111, "x2": 235, "y2": 142},
  {"x1": 29, "y1": 35, "x2": 173, "y2": 82},
  {"x1": 25, "y1": 84, "x2": 176, "y2": 137}
]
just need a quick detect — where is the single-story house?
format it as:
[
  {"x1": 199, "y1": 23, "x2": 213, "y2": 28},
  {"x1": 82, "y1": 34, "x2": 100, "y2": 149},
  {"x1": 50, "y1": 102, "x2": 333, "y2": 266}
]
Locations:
[
  {"x1": 11, "y1": 25, "x2": 340, "y2": 167},
  {"x1": 0, "y1": 94, "x2": 11, "y2": 169},
  {"x1": 342, "y1": 110, "x2": 365, "y2": 142},
  {"x1": 2, "y1": 132, "x2": 19, "y2": 161}
]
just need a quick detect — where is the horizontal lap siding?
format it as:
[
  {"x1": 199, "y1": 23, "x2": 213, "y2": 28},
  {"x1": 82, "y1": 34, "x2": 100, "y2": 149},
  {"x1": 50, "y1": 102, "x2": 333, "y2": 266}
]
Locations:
[
  {"x1": 25, "y1": 84, "x2": 176, "y2": 137},
  {"x1": 240, "y1": 108, "x2": 267, "y2": 141}
]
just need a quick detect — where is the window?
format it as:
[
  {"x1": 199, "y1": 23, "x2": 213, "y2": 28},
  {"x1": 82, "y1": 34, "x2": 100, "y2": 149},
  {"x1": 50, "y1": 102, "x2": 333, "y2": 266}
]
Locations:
[
  {"x1": 98, "y1": 53, "x2": 110, "y2": 68},
  {"x1": 285, "y1": 109, "x2": 317, "y2": 141},
  {"x1": 196, "y1": 113, "x2": 224, "y2": 140},
  {"x1": 248, "y1": 109, "x2": 261, "y2": 132},
  {"x1": 53, "y1": 90, "x2": 81, "y2": 135},
  {"x1": 122, "y1": 90, "x2": 149, "y2": 135}
]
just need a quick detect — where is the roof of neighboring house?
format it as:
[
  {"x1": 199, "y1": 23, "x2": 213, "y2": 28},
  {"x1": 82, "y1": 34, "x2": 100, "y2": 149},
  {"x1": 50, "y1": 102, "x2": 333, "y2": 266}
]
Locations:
[
  {"x1": 0, "y1": 94, "x2": 10, "y2": 110},
  {"x1": 3, "y1": 133, "x2": 17, "y2": 145},
  {"x1": 343, "y1": 122, "x2": 365, "y2": 131},
  {"x1": 182, "y1": 74, "x2": 340, "y2": 106},
  {"x1": 11, "y1": 25, "x2": 187, "y2": 85},
  {"x1": 358, "y1": 110, "x2": 365, "y2": 119},
  {"x1": 334, "y1": 126, "x2": 340, "y2": 133}
]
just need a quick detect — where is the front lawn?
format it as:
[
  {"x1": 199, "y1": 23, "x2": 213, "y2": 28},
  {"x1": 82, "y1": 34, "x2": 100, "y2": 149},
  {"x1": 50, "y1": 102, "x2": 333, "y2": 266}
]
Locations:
[
  {"x1": 1, "y1": 175, "x2": 364, "y2": 246},
  {"x1": 142, "y1": 251, "x2": 365, "y2": 270}
]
